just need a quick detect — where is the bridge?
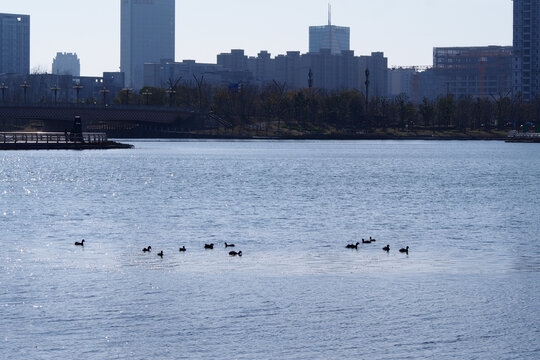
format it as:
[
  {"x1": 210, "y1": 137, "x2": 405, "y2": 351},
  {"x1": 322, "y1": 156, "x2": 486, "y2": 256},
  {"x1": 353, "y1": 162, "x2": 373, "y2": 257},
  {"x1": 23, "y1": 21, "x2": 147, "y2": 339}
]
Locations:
[{"x1": 0, "y1": 104, "x2": 229, "y2": 136}]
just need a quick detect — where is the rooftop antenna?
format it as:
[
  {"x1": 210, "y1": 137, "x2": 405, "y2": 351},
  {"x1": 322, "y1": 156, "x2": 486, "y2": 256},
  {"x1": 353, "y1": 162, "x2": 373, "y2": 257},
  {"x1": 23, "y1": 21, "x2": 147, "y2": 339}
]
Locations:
[{"x1": 328, "y1": 3, "x2": 332, "y2": 26}]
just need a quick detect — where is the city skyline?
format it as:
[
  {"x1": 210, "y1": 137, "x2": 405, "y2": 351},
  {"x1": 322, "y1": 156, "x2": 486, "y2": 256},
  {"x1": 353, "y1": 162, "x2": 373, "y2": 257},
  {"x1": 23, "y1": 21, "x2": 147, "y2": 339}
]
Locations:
[{"x1": 2, "y1": 0, "x2": 513, "y2": 77}]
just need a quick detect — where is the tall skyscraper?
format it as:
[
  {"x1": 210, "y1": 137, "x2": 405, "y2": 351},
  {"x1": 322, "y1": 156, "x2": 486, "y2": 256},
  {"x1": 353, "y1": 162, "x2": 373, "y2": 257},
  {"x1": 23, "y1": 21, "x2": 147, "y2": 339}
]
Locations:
[
  {"x1": 513, "y1": 0, "x2": 540, "y2": 101},
  {"x1": 309, "y1": 5, "x2": 350, "y2": 55},
  {"x1": 52, "y1": 52, "x2": 81, "y2": 76},
  {"x1": 0, "y1": 13, "x2": 30, "y2": 74},
  {"x1": 121, "y1": 0, "x2": 175, "y2": 89}
]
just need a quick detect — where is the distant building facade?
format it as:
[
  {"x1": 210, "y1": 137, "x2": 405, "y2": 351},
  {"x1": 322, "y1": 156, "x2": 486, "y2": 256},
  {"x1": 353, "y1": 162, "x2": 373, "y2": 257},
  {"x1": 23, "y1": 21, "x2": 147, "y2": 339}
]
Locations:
[
  {"x1": 359, "y1": 52, "x2": 388, "y2": 98},
  {"x1": 309, "y1": 5, "x2": 350, "y2": 55},
  {"x1": 121, "y1": 0, "x2": 175, "y2": 90},
  {"x1": 309, "y1": 25, "x2": 350, "y2": 55},
  {"x1": 0, "y1": 13, "x2": 30, "y2": 74},
  {"x1": 217, "y1": 49, "x2": 249, "y2": 72},
  {"x1": 217, "y1": 49, "x2": 387, "y2": 94},
  {"x1": 388, "y1": 67, "x2": 417, "y2": 99},
  {"x1": 143, "y1": 49, "x2": 388, "y2": 95},
  {"x1": 52, "y1": 52, "x2": 80, "y2": 77},
  {"x1": 431, "y1": 46, "x2": 513, "y2": 99},
  {"x1": 513, "y1": 0, "x2": 540, "y2": 101},
  {"x1": 144, "y1": 59, "x2": 227, "y2": 88},
  {"x1": 0, "y1": 72, "x2": 124, "y2": 104}
]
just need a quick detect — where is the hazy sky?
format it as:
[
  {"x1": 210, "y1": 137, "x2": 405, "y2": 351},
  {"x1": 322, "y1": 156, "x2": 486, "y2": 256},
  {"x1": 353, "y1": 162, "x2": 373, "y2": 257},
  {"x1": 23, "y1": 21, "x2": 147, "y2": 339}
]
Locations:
[{"x1": 3, "y1": 0, "x2": 513, "y2": 76}]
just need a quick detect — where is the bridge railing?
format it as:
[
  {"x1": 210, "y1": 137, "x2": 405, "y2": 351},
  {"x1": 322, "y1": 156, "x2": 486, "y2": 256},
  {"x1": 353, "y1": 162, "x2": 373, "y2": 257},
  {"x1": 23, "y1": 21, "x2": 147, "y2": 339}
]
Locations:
[
  {"x1": 1, "y1": 132, "x2": 108, "y2": 144},
  {"x1": 0, "y1": 102, "x2": 194, "y2": 112}
]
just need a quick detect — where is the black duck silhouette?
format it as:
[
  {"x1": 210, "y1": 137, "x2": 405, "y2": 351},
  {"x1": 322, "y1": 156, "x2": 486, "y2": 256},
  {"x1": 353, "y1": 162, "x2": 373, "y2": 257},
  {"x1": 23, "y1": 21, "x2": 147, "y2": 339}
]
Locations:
[{"x1": 399, "y1": 246, "x2": 409, "y2": 254}]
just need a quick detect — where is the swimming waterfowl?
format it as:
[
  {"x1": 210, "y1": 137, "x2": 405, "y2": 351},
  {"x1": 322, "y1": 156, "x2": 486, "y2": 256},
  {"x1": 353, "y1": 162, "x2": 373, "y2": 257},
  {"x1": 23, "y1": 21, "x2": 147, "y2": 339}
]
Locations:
[
  {"x1": 346, "y1": 242, "x2": 360, "y2": 249},
  {"x1": 204, "y1": 244, "x2": 214, "y2": 249},
  {"x1": 229, "y1": 251, "x2": 242, "y2": 256},
  {"x1": 224, "y1": 242, "x2": 235, "y2": 248},
  {"x1": 74, "y1": 239, "x2": 85, "y2": 246},
  {"x1": 399, "y1": 246, "x2": 409, "y2": 254},
  {"x1": 362, "y1": 239, "x2": 371, "y2": 244},
  {"x1": 157, "y1": 251, "x2": 163, "y2": 258},
  {"x1": 370, "y1": 237, "x2": 376, "y2": 242},
  {"x1": 382, "y1": 245, "x2": 390, "y2": 252},
  {"x1": 142, "y1": 246, "x2": 152, "y2": 252},
  {"x1": 179, "y1": 246, "x2": 186, "y2": 252}
]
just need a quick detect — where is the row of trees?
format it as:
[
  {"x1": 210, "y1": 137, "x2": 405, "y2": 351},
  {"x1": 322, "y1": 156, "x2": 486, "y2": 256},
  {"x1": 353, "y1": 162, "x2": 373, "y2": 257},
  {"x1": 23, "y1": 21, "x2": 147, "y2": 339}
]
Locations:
[{"x1": 118, "y1": 81, "x2": 539, "y2": 133}]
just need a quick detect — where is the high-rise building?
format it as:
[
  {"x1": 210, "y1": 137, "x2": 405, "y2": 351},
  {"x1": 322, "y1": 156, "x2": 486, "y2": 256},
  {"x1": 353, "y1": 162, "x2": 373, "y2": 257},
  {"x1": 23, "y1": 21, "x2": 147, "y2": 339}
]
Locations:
[
  {"x1": 309, "y1": 5, "x2": 350, "y2": 55},
  {"x1": 513, "y1": 0, "x2": 540, "y2": 101},
  {"x1": 0, "y1": 13, "x2": 30, "y2": 74},
  {"x1": 121, "y1": 0, "x2": 175, "y2": 89},
  {"x1": 52, "y1": 52, "x2": 80, "y2": 76}
]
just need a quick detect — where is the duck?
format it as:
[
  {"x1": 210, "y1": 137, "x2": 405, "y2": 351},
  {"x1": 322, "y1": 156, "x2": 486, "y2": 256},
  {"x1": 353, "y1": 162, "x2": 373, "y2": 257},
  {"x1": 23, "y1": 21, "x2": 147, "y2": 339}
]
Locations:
[
  {"x1": 399, "y1": 246, "x2": 409, "y2": 254},
  {"x1": 346, "y1": 242, "x2": 360, "y2": 249},
  {"x1": 362, "y1": 238, "x2": 371, "y2": 244},
  {"x1": 229, "y1": 251, "x2": 242, "y2": 256},
  {"x1": 224, "y1": 242, "x2": 235, "y2": 248},
  {"x1": 142, "y1": 246, "x2": 152, "y2": 252},
  {"x1": 204, "y1": 243, "x2": 214, "y2": 249},
  {"x1": 74, "y1": 239, "x2": 85, "y2": 246},
  {"x1": 369, "y1": 237, "x2": 376, "y2": 242},
  {"x1": 179, "y1": 246, "x2": 186, "y2": 252},
  {"x1": 157, "y1": 250, "x2": 163, "y2": 258},
  {"x1": 382, "y1": 245, "x2": 390, "y2": 252}
]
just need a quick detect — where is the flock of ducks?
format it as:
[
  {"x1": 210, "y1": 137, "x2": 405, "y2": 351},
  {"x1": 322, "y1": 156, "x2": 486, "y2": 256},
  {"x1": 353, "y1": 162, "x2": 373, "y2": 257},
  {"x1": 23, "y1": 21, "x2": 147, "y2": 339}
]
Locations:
[
  {"x1": 75, "y1": 237, "x2": 409, "y2": 256},
  {"x1": 346, "y1": 237, "x2": 410, "y2": 254},
  {"x1": 142, "y1": 243, "x2": 243, "y2": 257},
  {"x1": 75, "y1": 239, "x2": 242, "y2": 257}
]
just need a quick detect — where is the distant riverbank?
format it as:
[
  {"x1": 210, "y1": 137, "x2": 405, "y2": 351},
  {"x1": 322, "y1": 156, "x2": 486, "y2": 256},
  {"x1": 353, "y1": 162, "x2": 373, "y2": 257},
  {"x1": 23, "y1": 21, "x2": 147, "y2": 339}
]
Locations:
[{"x1": 111, "y1": 128, "x2": 513, "y2": 141}]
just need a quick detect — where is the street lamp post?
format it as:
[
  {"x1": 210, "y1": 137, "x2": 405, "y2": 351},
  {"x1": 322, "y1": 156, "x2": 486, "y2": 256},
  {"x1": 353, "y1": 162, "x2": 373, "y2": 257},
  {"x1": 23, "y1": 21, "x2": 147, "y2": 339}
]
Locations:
[
  {"x1": 365, "y1": 68, "x2": 371, "y2": 132},
  {"x1": 166, "y1": 88, "x2": 176, "y2": 107},
  {"x1": 142, "y1": 89, "x2": 152, "y2": 106},
  {"x1": 99, "y1": 87, "x2": 110, "y2": 106},
  {"x1": 73, "y1": 84, "x2": 84, "y2": 104},
  {"x1": 122, "y1": 88, "x2": 132, "y2": 105},
  {"x1": 1, "y1": 83, "x2": 8, "y2": 103},
  {"x1": 20, "y1": 82, "x2": 30, "y2": 104},
  {"x1": 50, "y1": 85, "x2": 60, "y2": 104}
]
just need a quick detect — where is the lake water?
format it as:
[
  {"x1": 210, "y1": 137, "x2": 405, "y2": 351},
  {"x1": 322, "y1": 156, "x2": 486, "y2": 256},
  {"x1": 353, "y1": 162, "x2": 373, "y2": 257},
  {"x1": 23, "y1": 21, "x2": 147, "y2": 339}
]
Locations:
[{"x1": 1, "y1": 140, "x2": 539, "y2": 359}]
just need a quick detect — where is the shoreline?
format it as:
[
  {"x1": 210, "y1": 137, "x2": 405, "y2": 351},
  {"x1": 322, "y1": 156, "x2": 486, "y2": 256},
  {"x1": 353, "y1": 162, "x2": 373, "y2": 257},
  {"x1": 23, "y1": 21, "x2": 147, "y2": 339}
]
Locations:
[{"x1": 112, "y1": 133, "x2": 511, "y2": 142}]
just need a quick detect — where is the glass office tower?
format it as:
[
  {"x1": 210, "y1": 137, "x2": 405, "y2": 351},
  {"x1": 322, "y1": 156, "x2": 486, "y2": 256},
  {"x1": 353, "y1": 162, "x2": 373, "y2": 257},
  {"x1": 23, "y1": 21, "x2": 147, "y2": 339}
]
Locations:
[
  {"x1": 309, "y1": 25, "x2": 350, "y2": 55},
  {"x1": 121, "y1": 0, "x2": 175, "y2": 89},
  {"x1": 0, "y1": 13, "x2": 30, "y2": 74}
]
